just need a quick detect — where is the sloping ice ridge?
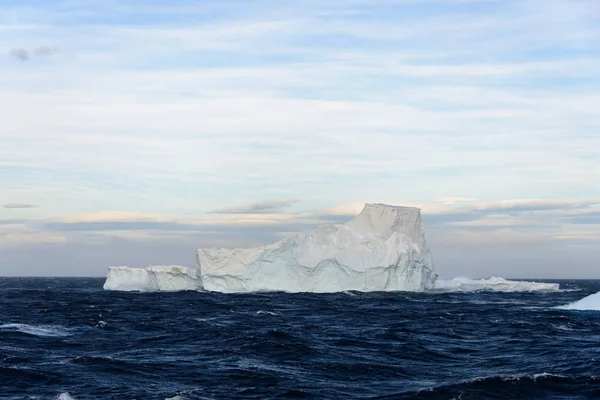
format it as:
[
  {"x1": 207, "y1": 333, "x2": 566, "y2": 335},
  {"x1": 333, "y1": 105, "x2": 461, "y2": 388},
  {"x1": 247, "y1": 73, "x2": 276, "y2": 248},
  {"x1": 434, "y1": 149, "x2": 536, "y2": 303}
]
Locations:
[{"x1": 558, "y1": 291, "x2": 600, "y2": 311}]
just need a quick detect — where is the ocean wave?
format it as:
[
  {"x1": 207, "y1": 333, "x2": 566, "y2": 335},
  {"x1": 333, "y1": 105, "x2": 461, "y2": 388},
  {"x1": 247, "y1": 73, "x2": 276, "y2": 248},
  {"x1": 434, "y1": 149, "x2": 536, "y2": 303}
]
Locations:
[
  {"x1": 256, "y1": 310, "x2": 279, "y2": 316},
  {"x1": 0, "y1": 323, "x2": 73, "y2": 337},
  {"x1": 373, "y1": 373, "x2": 600, "y2": 399}
]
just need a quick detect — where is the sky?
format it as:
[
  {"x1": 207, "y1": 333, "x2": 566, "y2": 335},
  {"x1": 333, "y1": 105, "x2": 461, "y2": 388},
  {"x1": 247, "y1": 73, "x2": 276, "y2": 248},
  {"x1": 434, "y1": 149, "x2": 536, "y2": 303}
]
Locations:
[{"x1": 1, "y1": 0, "x2": 599, "y2": 278}]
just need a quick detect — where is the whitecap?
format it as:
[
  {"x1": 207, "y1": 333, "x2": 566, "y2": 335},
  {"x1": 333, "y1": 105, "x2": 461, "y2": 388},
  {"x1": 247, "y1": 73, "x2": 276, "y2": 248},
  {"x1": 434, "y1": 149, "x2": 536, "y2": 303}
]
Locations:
[
  {"x1": 94, "y1": 321, "x2": 107, "y2": 328},
  {"x1": 256, "y1": 310, "x2": 279, "y2": 316},
  {"x1": 57, "y1": 393, "x2": 75, "y2": 400},
  {"x1": 194, "y1": 317, "x2": 225, "y2": 327},
  {"x1": 0, "y1": 323, "x2": 73, "y2": 337}
]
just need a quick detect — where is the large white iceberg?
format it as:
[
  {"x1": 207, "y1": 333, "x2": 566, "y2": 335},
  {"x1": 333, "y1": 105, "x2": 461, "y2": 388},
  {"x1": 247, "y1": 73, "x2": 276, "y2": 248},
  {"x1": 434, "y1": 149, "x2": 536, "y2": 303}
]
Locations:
[
  {"x1": 104, "y1": 203, "x2": 438, "y2": 292},
  {"x1": 199, "y1": 203, "x2": 438, "y2": 292}
]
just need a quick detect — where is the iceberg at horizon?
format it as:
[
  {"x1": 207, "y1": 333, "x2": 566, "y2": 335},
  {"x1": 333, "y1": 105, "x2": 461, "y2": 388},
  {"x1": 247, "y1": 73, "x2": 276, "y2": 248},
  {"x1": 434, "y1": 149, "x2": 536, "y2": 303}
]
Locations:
[
  {"x1": 434, "y1": 276, "x2": 560, "y2": 292},
  {"x1": 103, "y1": 265, "x2": 199, "y2": 292},
  {"x1": 105, "y1": 203, "x2": 438, "y2": 292},
  {"x1": 103, "y1": 203, "x2": 562, "y2": 294}
]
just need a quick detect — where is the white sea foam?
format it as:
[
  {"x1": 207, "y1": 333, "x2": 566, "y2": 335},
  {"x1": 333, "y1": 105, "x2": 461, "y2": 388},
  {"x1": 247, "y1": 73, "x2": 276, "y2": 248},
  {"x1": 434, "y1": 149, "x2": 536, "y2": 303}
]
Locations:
[
  {"x1": 433, "y1": 277, "x2": 560, "y2": 292},
  {"x1": 558, "y1": 291, "x2": 600, "y2": 311},
  {"x1": 0, "y1": 323, "x2": 73, "y2": 337},
  {"x1": 256, "y1": 310, "x2": 279, "y2": 316},
  {"x1": 57, "y1": 393, "x2": 75, "y2": 400}
]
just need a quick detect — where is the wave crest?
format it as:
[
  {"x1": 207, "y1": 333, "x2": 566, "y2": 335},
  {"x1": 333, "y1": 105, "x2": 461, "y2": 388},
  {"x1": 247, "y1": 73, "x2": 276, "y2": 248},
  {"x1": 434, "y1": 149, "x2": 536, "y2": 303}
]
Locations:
[{"x1": 0, "y1": 323, "x2": 73, "y2": 337}]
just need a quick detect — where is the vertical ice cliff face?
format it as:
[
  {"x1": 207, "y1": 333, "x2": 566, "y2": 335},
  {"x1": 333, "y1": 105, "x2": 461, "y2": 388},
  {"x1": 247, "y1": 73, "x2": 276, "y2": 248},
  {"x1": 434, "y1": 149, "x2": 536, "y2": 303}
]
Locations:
[{"x1": 198, "y1": 203, "x2": 438, "y2": 292}]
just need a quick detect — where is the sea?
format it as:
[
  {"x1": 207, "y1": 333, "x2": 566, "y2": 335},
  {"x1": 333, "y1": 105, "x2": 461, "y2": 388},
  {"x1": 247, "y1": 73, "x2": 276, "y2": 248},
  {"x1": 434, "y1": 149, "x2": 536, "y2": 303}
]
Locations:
[{"x1": 1, "y1": 278, "x2": 599, "y2": 400}]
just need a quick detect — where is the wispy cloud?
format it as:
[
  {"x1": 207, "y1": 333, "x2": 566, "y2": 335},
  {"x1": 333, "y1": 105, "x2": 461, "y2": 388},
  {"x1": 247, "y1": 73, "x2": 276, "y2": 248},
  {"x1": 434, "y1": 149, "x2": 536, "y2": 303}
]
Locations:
[
  {"x1": 211, "y1": 199, "x2": 299, "y2": 214},
  {"x1": 8, "y1": 46, "x2": 58, "y2": 61},
  {"x1": 33, "y1": 45, "x2": 58, "y2": 56},
  {"x1": 3, "y1": 203, "x2": 39, "y2": 209},
  {"x1": 9, "y1": 48, "x2": 29, "y2": 61}
]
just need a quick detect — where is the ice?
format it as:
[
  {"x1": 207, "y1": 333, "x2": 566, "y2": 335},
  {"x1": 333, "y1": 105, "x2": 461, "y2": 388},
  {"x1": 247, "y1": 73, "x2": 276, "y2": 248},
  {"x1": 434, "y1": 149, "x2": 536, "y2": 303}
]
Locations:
[
  {"x1": 199, "y1": 203, "x2": 437, "y2": 292},
  {"x1": 559, "y1": 291, "x2": 600, "y2": 311},
  {"x1": 103, "y1": 265, "x2": 199, "y2": 292},
  {"x1": 103, "y1": 203, "x2": 437, "y2": 293},
  {"x1": 101, "y1": 204, "x2": 568, "y2": 295},
  {"x1": 433, "y1": 277, "x2": 560, "y2": 292}
]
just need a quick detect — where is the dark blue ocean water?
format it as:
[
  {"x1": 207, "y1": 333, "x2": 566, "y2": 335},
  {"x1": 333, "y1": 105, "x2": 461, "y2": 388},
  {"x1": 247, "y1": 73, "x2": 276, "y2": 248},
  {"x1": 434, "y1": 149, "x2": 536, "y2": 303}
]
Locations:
[{"x1": 1, "y1": 278, "x2": 600, "y2": 400}]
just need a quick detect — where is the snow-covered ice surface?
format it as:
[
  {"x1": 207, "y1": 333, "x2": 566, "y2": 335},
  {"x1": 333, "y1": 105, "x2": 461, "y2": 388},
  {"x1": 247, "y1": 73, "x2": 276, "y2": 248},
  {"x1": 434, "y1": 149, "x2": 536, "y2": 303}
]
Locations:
[
  {"x1": 558, "y1": 291, "x2": 600, "y2": 311},
  {"x1": 103, "y1": 265, "x2": 199, "y2": 292},
  {"x1": 434, "y1": 277, "x2": 560, "y2": 292},
  {"x1": 198, "y1": 203, "x2": 437, "y2": 292}
]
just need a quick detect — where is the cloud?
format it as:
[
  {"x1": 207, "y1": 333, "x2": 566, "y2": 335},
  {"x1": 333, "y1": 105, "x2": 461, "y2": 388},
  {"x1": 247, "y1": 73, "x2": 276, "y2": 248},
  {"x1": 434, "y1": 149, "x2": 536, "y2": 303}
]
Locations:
[
  {"x1": 53, "y1": 211, "x2": 170, "y2": 223},
  {"x1": 210, "y1": 199, "x2": 299, "y2": 214},
  {"x1": 0, "y1": 219, "x2": 30, "y2": 225},
  {"x1": 8, "y1": 46, "x2": 58, "y2": 61},
  {"x1": 436, "y1": 197, "x2": 479, "y2": 205},
  {"x1": 472, "y1": 199, "x2": 600, "y2": 214},
  {"x1": 0, "y1": 232, "x2": 68, "y2": 247},
  {"x1": 9, "y1": 48, "x2": 29, "y2": 61},
  {"x1": 3, "y1": 203, "x2": 39, "y2": 209},
  {"x1": 42, "y1": 221, "x2": 198, "y2": 232},
  {"x1": 434, "y1": 228, "x2": 547, "y2": 246},
  {"x1": 33, "y1": 46, "x2": 59, "y2": 56}
]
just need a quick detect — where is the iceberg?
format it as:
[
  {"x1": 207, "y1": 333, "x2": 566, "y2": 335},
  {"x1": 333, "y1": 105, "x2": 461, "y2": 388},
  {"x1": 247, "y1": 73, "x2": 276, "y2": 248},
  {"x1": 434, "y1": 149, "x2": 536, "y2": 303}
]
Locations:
[
  {"x1": 104, "y1": 203, "x2": 438, "y2": 292},
  {"x1": 433, "y1": 277, "x2": 560, "y2": 292},
  {"x1": 559, "y1": 291, "x2": 600, "y2": 311},
  {"x1": 199, "y1": 203, "x2": 437, "y2": 292},
  {"x1": 103, "y1": 265, "x2": 199, "y2": 292}
]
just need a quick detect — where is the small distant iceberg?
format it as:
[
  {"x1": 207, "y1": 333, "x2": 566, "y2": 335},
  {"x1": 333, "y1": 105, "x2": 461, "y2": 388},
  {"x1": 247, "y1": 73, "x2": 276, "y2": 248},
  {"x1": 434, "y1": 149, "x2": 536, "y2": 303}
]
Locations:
[
  {"x1": 103, "y1": 265, "x2": 199, "y2": 292},
  {"x1": 433, "y1": 277, "x2": 560, "y2": 292},
  {"x1": 558, "y1": 291, "x2": 600, "y2": 311}
]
